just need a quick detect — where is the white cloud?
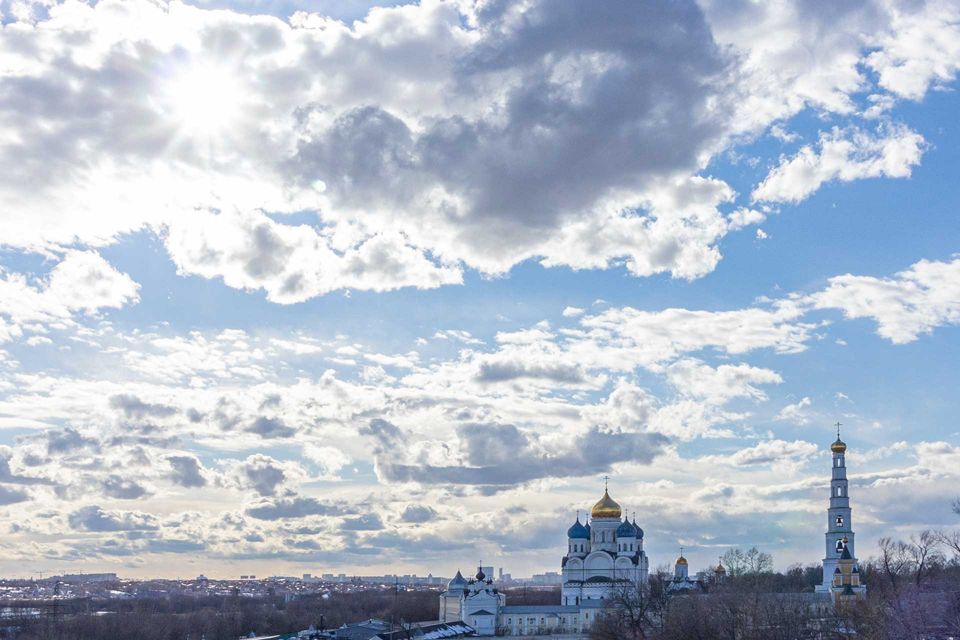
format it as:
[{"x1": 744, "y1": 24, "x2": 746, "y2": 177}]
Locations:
[
  {"x1": 865, "y1": 0, "x2": 960, "y2": 101},
  {"x1": 702, "y1": 439, "x2": 819, "y2": 467},
  {"x1": 303, "y1": 445, "x2": 351, "y2": 479},
  {"x1": 562, "y1": 306, "x2": 585, "y2": 318},
  {"x1": 751, "y1": 124, "x2": 926, "y2": 204},
  {"x1": 164, "y1": 209, "x2": 461, "y2": 302},
  {"x1": 665, "y1": 358, "x2": 782, "y2": 402},
  {"x1": 575, "y1": 304, "x2": 813, "y2": 368},
  {"x1": 775, "y1": 397, "x2": 812, "y2": 424},
  {"x1": 808, "y1": 256, "x2": 960, "y2": 344},
  {"x1": 0, "y1": 251, "x2": 139, "y2": 342}
]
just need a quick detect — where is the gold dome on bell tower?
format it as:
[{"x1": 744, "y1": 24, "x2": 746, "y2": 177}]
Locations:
[
  {"x1": 831, "y1": 421, "x2": 847, "y2": 454},
  {"x1": 591, "y1": 479, "x2": 622, "y2": 519}
]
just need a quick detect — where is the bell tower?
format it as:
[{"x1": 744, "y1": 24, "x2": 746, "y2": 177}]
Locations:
[{"x1": 816, "y1": 423, "x2": 864, "y2": 597}]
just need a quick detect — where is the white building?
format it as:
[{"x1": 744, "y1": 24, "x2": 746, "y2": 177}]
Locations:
[
  {"x1": 440, "y1": 486, "x2": 648, "y2": 636},
  {"x1": 666, "y1": 551, "x2": 699, "y2": 593},
  {"x1": 561, "y1": 487, "x2": 648, "y2": 605},
  {"x1": 815, "y1": 428, "x2": 866, "y2": 599}
]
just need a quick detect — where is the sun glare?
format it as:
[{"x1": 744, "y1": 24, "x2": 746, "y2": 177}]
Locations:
[{"x1": 164, "y1": 63, "x2": 244, "y2": 136}]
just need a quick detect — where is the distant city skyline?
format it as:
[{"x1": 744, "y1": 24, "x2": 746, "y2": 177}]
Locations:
[{"x1": 1, "y1": 0, "x2": 959, "y2": 580}]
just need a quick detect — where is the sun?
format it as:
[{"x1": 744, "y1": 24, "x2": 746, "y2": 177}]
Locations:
[{"x1": 163, "y1": 63, "x2": 245, "y2": 136}]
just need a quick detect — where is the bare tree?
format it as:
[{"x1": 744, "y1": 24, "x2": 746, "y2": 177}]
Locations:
[
  {"x1": 877, "y1": 536, "x2": 912, "y2": 591},
  {"x1": 935, "y1": 529, "x2": 960, "y2": 559},
  {"x1": 909, "y1": 530, "x2": 944, "y2": 587},
  {"x1": 721, "y1": 548, "x2": 748, "y2": 578},
  {"x1": 590, "y1": 581, "x2": 664, "y2": 640},
  {"x1": 744, "y1": 547, "x2": 774, "y2": 576}
]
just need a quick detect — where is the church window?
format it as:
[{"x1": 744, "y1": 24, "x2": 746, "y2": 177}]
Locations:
[
  {"x1": 836, "y1": 539, "x2": 844, "y2": 553},
  {"x1": 836, "y1": 486, "x2": 843, "y2": 497},
  {"x1": 836, "y1": 515, "x2": 844, "y2": 527}
]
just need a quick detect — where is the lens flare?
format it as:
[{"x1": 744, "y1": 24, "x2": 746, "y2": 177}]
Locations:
[{"x1": 164, "y1": 63, "x2": 244, "y2": 136}]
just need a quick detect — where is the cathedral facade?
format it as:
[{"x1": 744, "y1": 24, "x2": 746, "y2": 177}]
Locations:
[
  {"x1": 561, "y1": 487, "x2": 649, "y2": 605},
  {"x1": 440, "y1": 486, "x2": 646, "y2": 636}
]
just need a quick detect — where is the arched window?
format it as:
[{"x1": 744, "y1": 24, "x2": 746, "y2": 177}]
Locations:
[
  {"x1": 836, "y1": 539, "x2": 844, "y2": 553},
  {"x1": 836, "y1": 515, "x2": 844, "y2": 527}
]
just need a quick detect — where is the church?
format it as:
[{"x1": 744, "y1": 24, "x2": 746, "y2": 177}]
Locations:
[
  {"x1": 439, "y1": 429, "x2": 866, "y2": 635},
  {"x1": 440, "y1": 485, "x2": 647, "y2": 636}
]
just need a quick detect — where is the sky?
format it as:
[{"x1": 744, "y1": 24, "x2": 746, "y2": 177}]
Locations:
[{"x1": 0, "y1": 0, "x2": 959, "y2": 581}]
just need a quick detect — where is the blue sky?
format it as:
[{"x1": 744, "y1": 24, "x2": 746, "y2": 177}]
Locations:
[{"x1": 0, "y1": 0, "x2": 959, "y2": 580}]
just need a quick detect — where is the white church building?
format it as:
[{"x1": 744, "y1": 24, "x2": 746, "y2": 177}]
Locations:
[{"x1": 440, "y1": 486, "x2": 648, "y2": 636}]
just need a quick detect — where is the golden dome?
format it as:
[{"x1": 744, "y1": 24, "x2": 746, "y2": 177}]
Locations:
[
  {"x1": 591, "y1": 489, "x2": 622, "y2": 519},
  {"x1": 676, "y1": 556, "x2": 688, "y2": 566},
  {"x1": 831, "y1": 438, "x2": 847, "y2": 454}
]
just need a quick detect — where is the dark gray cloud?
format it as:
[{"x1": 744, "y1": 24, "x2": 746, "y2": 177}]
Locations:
[
  {"x1": 237, "y1": 455, "x2": 289, "y2": 497},
  {"x1": 68, "y1": 505, "x2": 158, "y2": 532},
  {"x1": 109, "y1": 394, "x2": 177, "y2": 420},
  {"x1": 366, "y1": 419, "x2": 669, "y2": 487},
  {"x1": 0, "y1": 450, "x2": 54, "y2": 485},
  {"x1": 101, "y1": 475, "x2": 149, "y2": 500},
  {"x1": 0, "y1": 484, "x2": 29, "y2": 505},
  {"x1": 289, "y1": 0, "x2": 732, "y2": 268},
  {"x1": 44, "y1": 428, "x2": 99, "y2": 455},
  {"x1": 359, "y1": 418, "x2": 405, "y2": 449},
  {"x1": 167, "y1": 455, "x2": 207, "y2": 488},
  {"x1": 246, "y1": 496, "x2": 352, "y2": 520},
  {"x1": 360, "y1": 532, "x2": 471, "y2": 555},
  {"x1": 476, "y1": 360, "x2": 586, "y2": 384},
  {"x1": 400, "y1": 505, "x2": 436, "y2": 523},
  {"x1": 144, "y1": 538, "x2": 207, "y2": 553},
  {"x1": 247, "y1": 416, "x2": 296, "y2": 439},
  {"x1": 341, "y1": 514, "x2": 384, "y2": 531}
]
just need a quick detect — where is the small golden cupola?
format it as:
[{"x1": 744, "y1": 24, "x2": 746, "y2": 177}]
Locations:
[
  {"x1": 591, "y1": 488, "x2": 622, "y2": 519},
  {"x1": 831, "y1": 421, "x2": 847, "y2": 454}
]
